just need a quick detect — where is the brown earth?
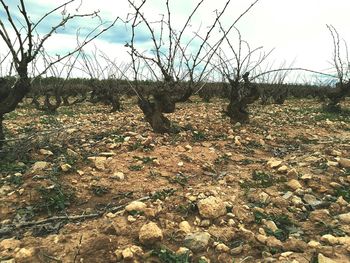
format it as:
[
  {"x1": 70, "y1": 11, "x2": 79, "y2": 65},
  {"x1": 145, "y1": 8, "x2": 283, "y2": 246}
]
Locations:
[{"x1": 1, "y1": 97, "x2": 350, "y2": 263}]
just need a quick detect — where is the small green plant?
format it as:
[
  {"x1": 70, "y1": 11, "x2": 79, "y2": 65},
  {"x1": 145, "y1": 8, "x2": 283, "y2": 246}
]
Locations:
[
  {"x1": 317, "y1": 222, "x2": 345, "y2": 237},
  {"x1": 192, "y1": 130, "x2": 206, "y2": 141},
  {"x1": 176, "y1": 201, "x2": 198, "y2": 216},
  {"x1": 150, "y1": 188, "x2": 176, "y2": 200},
  {"x1": 253, "y1": 211, "x2": 295, "y2": 241},
  {"x1": 0, "y1": 162, "x2": 27, "y2": 176},
  {"x1": 246, "y1": 140, "x2": 262, "y2": 148},
  {"x1": 334, "y1": 185, "x2": 350, "y2": 202},
  {"x1": 91, "y1": 185, "x2": 110, "y2": 196},
  {"x1": 40, "y1": 115, "x2": 60, "y2": 126},
  {"x1": 169, "y1": 173, "x2": 188, "y2": 187},
  {"x1": 59, "y1": 107, "x2": 76, "y2": 117},
  {"x1": 240, "y1": 170, "x2": 286, "y2": 190},
  {"x1": 6, "y1": 174, "x2": 24, "y2": 186},
  {"x1": 35, "y1": 183, "x2": 75, "y2": 215},
  {"x1": 240, "y1": 159, "x2": 254, "y2": 165},
  {"x1": 151, "y1": 247, "x2": 190, "y2": 263},
  {"x1": 128, "y1": 141, "x2": 143, "y2": 151},
  {"x1": 214, "y1": 155, "x2": 230, "y2": 165},
  {"x1": 128, "y1": 165, "x2": 143, "y2": 171},
  {"x1": 111, "y1": 134, "x2": 125, "y2": 143},
  {"x1": 133, "y1": 156, "x2": 156, "y2": 164}
]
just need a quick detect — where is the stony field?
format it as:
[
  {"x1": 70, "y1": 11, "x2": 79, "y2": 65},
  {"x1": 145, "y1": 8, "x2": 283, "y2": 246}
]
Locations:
[{"x1": 1, "y1": 97, "x2": 350, "y2": 263}]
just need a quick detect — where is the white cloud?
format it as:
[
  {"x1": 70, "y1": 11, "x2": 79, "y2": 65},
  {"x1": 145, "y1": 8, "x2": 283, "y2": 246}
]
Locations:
[{"x1": 1, "y1": 0, "x2": 349, "y2": 82}]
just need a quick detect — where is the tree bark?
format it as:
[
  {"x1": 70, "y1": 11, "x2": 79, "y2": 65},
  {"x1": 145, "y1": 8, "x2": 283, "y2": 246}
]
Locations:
[
  {"x1": 0, "y1": 114, "x2": 4, "y2": 149},
  {"x1": 138, "y1": 96, "x2": 172, "y2": 133}
]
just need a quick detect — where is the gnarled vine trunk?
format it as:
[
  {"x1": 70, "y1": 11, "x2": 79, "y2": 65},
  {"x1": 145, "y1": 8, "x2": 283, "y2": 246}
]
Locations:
[
  {"x1": 0, "y1": 65, "x2": 31, "y2": 149},
  {"x1": 226, "y1": 73, "x2": 260, "y2": 123},
  {"x1": 326, "y1": 81, "x2": 350, "y2": 111}
]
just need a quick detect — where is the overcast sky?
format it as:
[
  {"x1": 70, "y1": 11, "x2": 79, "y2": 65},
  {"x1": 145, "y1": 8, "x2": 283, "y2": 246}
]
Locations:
[{"x1": 1, "y1": 0, "x2": 350, "y2": 82}]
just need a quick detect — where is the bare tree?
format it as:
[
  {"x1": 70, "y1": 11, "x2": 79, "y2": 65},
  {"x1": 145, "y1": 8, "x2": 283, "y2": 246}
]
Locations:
[
  {"x1": 0, "y1": 0, "x2": 118, "y2": 149},
  {"x1": 125, "y1": 0, "x2": 261, "y2": 132},
  {"x1": 80, "y1": 48, "x2": 129, "y2": 112},
  {"x1": 324, "y1": 25, "x2": 350, "y2": 111},
  {"x1": 214, "y1": 25, "x2": 272, "y2": 123}
]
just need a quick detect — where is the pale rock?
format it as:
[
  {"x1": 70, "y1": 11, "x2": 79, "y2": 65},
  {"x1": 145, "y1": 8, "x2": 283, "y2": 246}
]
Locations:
[
  {"x1": 106, "y1": 212, "x2": 116, "y2": 218},
  {"x1": 263, "y1": 220, "x2": 278, "y2": 232},
  {"x1": 287, "y1": 168, "x2": 298, "y2": 178},
  {"x1": 185, "y1": 145, "x2": 192, "y2": 151},
  {"x1": 266, "y1": 236, "x2": 283, "y2": 248},
  {"x1": 127, "y1": 215, "x2": 137, "y2": 222},
  {"x1": 267, "y1": 158, "x2": 282, "y2": 168},
  {"x1": 282, "y1": 191, "x2": 294, "y2": 200},
  {"x1": 197, "y1": 196, "x2": 226, "y2": 219},
  {"x1": 266, "y1": 134, "x2": 273, "y2": 140},
  {"x1": 0, "y1": 259, "x2": 15, "y2": 263},
  {"x1": 130, "y1": 245, "x2": 143, "y2": 256},
  {"x1": 178, "y1": 161, "x2": 184, "y2": 166},
  {"x1": 338, "y1": 158, "x2": 350, "y2": 169},
  {"x1": 336, "y1": 196, "x2": 348, "y2": 206},
  {"x1": 139, "y1": 222, "x2": 163, "y2": 245},
  {"x1": 234, "y1": 136, "x2": 241, "y2": 146},
  {"x1": 338, "y1": 212, "x2": 350, "y2": 223},
  {"x1": 199, "y1": 256, "x2": 211, "y2": 263},
  {"x1": 67, "y1": 148, "x2": 79, "y2": 157},
  {"x1": 256, "y1": 234, "x2": 267, "y2": 244},
  {"x1": 228, "y1": 219, "x2": 235, "y2": 226},
  {"x1": 0, "y1": 185, "x2": 12, "y2": 196},
  {"x1": 287, "y1": 179, "x2": 302, "y2": 191},
  {"x1": 259, "y1": 192, "x2": 270, "y2": 203},
  {"x1": 67, "y1": 128, "x2": 77, "y2": 134},
  {"x1": 215, "y1": 243, "x2": 230, "y2": 253},
  {"x1": 303, "y1": 194, "x2": 322, "y2": 207},
  {"x1": 230, "y1": 244, "x2": 243, "y2": 255},
  {"x1": 281, "y1": 252, "x2": 293, "y2": 257},
  {"x1": 200, "y1": 219, "x2": 211, "y2": 227},
  {"x1": 309, "y1": 209, "x2": 330, "y2": 222},
  {"x1": 330, "y1": 150, "x2": 342, "y2": 156},
  {"x1": 179, "y1": 221, "x2": 192, "y2": 234},
  {"x1": 60, "y1": 163, "x2": 72, "y2": 172},
  {"x1": 39, "y1": 149, "x2": 53, "y2": 155},
  {"x1": 0, "y1": 239, "x2": 21, "y2": 251},
  {"x1": 88, "y1": 156, "x2": 107, "y2": 170},
  {"x1": 16, "y1": 248, "x2": 35, "y2": 259},
  {"x1": 122, "y1": 248, "x2": 133, "y2": 259},
  {"x1": 113, "y1": 172, "x2": 125, "y2": 181},
  {"x1": 291, "y1": 195, "x2": 303, "y2": 205},
  {"x1": 77, "y1": 170, "x2": 84, "y2": 176},
  {"x1": 32, "y1": 161, "x2": 50, "y2": 171},
  {"x1": 125, "y1": 201, "x2": 147, "y2": 212},
  {"x1": 327, "y1": 160, "x2": 338, "y2": 167},
  {"x1": 330, "y1": 182, "x2": 342, "y2": 188},
  {"x1": 176, "y1": 247, "x2": 191, "y2": 256},
  {"x1": 318, "y1": 253, "x2": 337, "y2": 263},
  {"x1": 114, "y1": 249, "x2": 123, "y2": 261},
  {"x1": 321, "y1": 234, "x2": 339, "y2": 245},
  {"x1": 184, "y1": 232, "x2": 211, "y2": 252},
  {"x1": 308, "y1": 240, "x2": 321, "y2": 248},
  {"x1": 300, "y1": 173, "x2": 313, "y2": 180},
  {"x1": 277, "y1": 165, "x2": 288, "y2": 173}
]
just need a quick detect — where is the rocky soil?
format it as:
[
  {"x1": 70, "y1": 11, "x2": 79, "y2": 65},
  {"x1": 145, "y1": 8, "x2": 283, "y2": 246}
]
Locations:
[{"x1": 1, "y1": 97, "x2": 350, "y2": 263}]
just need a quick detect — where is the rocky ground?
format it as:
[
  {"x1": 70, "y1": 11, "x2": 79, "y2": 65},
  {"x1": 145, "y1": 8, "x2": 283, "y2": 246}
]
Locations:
[{"x1": 1, "y1": 97, "x2": 350, "y2": 263}]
